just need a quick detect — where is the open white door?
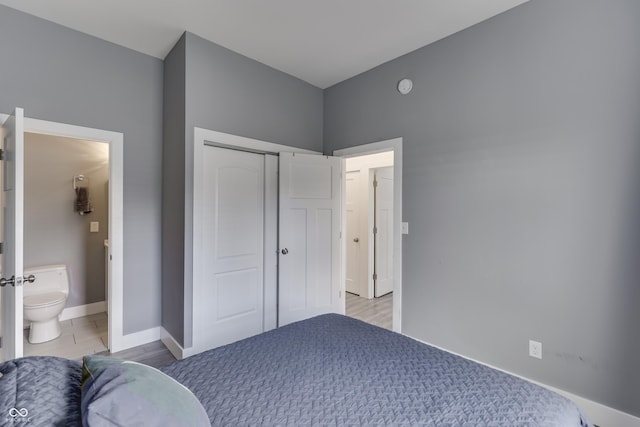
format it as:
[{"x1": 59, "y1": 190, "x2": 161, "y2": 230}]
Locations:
[
  {"x1": 374, "y1": 167, "x2": 393, "y2": 297},
  {"x1": 278, "y1": 152, "x2": 343, "y2": 326},
  {"x1": 345, "y1": 171, "x2": 361, "y2": 295},
  {"x1": 1, "y1": 108, "x2": 25, "y2": 361}
]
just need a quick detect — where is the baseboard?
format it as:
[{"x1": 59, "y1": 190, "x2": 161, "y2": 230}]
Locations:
[
  {"x1": 117, "y1": 327, "x2": 161, "y2": 352},
  {"x1": 409, "y1": 336, "x2": 640, "y2": 427},
  {"x1": 59, "y1": 301, "x2": 106, "y2": 321},
  {"x1": 160, "y1": 327, "x2": 199, "y2": 360},
  {"x1": 551, "y1": 388, "x2": 640, "y2": 427}
]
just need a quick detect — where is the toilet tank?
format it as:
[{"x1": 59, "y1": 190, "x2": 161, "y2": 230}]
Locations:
[{"x1": 23, "y1": 264, "x2": 69, "y2": 297}]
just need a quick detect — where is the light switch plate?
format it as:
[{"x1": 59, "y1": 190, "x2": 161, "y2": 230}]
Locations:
[
  {"x1": 401, "y1": 222, "x2": 409, "y2": 234},
  {"x1": 90, "y1": 221, "x2": 99, "y2": 233}
]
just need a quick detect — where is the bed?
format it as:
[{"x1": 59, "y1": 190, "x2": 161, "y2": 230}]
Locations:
[{"x1": 1, "y1": 314, "x2": 592, "y2": 426}]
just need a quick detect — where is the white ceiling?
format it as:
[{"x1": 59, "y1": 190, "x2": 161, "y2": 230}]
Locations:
[{"x1": 0, "y1": 0, "x2": 528, "y2": 88}]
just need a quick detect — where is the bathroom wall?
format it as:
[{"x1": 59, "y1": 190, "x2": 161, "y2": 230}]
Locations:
[{"x1": 24, "y1": 133, "x2": 109, "y2": 308}]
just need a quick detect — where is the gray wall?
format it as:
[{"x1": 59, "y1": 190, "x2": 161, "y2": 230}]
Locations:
[
  {"x1": 324, "y1": 0, "x2": 640, "y2": 417},
  {"x1": 162, "y1": 34, "x2": 187, "y2": 346},
  {"x1": 0, "y1": 5, "x2": 164, "y2": 334},
  {"x1": 25, "y1": 134, "x2": 109, "y2": 307},
  {"x1": 324, "y1": 0, "x2": 640, "y2": 416},
  {"x1": 162, "y1": 32, "x2": 324, "y2": 347}
]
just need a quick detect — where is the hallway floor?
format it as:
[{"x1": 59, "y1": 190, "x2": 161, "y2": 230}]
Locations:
[{"x1": 346, "y1": 292, "x2": 393, "y2": 330}]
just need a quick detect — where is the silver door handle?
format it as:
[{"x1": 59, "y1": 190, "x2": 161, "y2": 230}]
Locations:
[
  {"x1": 0, "y1": 275, "x2": 35, "y2": 287},
  {"x1": 281, "y1": 248, "x2": 289, "y2": 255},
  {"x1": 353, "y1": 237, "x2": 359, "y2": 242},
  {"x1": 0, "y1": 276, "x2": 14, "y2": 287}
]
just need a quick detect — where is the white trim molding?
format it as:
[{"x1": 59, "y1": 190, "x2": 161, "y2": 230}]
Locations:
[
  {"x1": 119, "y1": 327, "x2": 161, "y2": 351},
  {"x1": 1, "y1": 112, "x2": 126, "y2": 354},
  {"x1": 334, "y1": 138, "x2": 403, "y2": 333},
  {"x1": 160, "y1": 327, "x2": 199, "y2": 360},
  {"x1": 60, "y1": 302, "x2": 106, "y2": 321},
  {"x1": 411, "y1": 335, "x2": 640, "y2": 427}
]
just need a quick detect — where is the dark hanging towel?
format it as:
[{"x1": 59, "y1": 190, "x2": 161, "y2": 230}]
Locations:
[{"x1": 75, "y1": 187, "x2": 93, "y2": 215}]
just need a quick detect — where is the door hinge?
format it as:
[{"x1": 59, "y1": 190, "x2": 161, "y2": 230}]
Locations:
[
  {"x1": 373, "y1": 227, "x2": 378, "y2": 235},
  {"x1": 0, "y1": 241, "x2": 3, "y2": 254},
  {"x1": 0, "y1": 149, "x2": 4, "y2": 160},
  {"x1": 373, "y1": 178, "x2": 378, "y2": 188},
  {"x1": 373, "y1": 273, "x2": 378, "y2": 281}
]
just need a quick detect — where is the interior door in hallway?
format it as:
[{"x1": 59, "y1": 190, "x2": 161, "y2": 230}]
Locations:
[
  {"x1": 374, "y1": 166, "x2": 393, "y2": 297},
  {"x1": 345, "y1": 170, "x2": 361, "y2": 295}
]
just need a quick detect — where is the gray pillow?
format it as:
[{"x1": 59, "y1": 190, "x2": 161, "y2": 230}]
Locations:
[{"x1": 81, "y1": 356, "x2": 210, "y2": 426}]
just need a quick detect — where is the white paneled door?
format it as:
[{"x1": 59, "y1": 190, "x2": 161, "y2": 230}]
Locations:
[
  {"x1": 278, "y1": 152, "x2": 343, "y2": 326},
  {"x1": 1, "y1": 108, "x2": 25, "y2": 361},
  {"x1": 374, "y1": 167, "x2": 393, "y2": 297},
  {"x1": 198, "y1": 146, "x2": 265, "y2": 350},
  {"x1": 345, "y1": 171, "x2": 361, "y2": 295}
]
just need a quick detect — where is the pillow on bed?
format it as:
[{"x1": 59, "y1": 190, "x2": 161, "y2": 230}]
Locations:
[{"x1": 80, "y1": 356, "x2": 210, "y2": 427}]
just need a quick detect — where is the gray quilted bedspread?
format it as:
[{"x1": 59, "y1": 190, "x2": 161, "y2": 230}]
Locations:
[
  {"x1": 162, "y1": 314, "x2": 592, "y2": 426},
  {"x1": 0, "y1": 356, "x2": 82, "y2": 426}
]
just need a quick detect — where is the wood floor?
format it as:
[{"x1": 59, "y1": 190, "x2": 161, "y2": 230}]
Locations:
[
  {"x1": 100, "y1": 293, "x2": 393, "y2": 367},
  {"x1": 23, "y1": 294, "x2": 392, "y2": 369},
  {"x1": 346, "y1": 292, "x2": 393, "y2": 330},
  {"x1": 96, "y1": 340, "x2": 177, "y2": 369}
]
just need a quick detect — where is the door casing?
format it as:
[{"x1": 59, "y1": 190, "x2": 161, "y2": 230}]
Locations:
[
  {"x1": 0, "y1": 112, "x2": 125, "y2": 354},
  {"x1": 334, "y1": 138, "x2": 403, "y2": 333}
]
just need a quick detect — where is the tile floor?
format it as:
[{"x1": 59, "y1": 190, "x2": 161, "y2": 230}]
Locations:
[{"x1": 23, "y1": 312, "x2": 108, "y2": 360}]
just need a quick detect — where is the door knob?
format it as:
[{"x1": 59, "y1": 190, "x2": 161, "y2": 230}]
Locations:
[
  {"x1": 353, "y1": 237, "x2": 359, "y2": 243},
  {"x1": 281, "y1": 248, "x2": 289, "y2": 255},
  {"x1": 25, "y1": 274, "x2": 36, "y2": 284},
  {"x1": 0, "y1": 276, "x2": 15, "y2": 287}
]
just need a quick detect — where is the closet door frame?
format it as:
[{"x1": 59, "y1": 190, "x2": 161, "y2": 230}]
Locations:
[{"x1": 188, "y1": 128, "x2": 320, "y2": 357}]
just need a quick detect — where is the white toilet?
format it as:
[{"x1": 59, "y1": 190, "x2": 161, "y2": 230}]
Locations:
[{"x1": 23, "y1": 264, "x2": 70, "y2": 344}]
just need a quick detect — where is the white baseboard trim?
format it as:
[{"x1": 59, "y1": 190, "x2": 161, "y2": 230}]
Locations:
[
  {"x1": 551, "y1": 388, "x2": 640, "y2": 427},
  {"x1": 60, "y1": 301, "x2": 106, "y2": 321},
  {"x1": 160, "y1": 327, "x2": 199, "y2": 360},
  {"x1": 117, "y1": 327, "x2": 161, "y2": 352},
  {"x1": 409, "y1": 336, "x2": 640, "y2": 427}
]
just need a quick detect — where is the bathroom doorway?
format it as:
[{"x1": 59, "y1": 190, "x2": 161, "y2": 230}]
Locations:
[
  {"x1": 21, "y1": 133, "x2": 110, "y2": 359},
  {"x1": 1, "y1": 110, "x2": 124, "y2": 362}
]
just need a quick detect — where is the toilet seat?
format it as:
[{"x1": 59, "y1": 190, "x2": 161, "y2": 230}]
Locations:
[{"x1": 24, "y1": 291, "x2": 67, "y2": 309}]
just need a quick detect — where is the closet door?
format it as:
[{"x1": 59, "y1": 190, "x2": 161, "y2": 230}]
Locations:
[
  {"x1": 196, "y1": 146, "x2": 264, "y2": 350},
  {"x1": 278, "y1": 152, "x2": 343, "y2": 326}
]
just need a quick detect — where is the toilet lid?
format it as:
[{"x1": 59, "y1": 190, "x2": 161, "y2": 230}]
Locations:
[{"x1": 24, "y1": 291, "x2": 67, "y2": 308}]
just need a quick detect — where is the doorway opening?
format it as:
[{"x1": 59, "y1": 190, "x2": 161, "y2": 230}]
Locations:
[
  {"x1": 343, "y1": 152, "x2": 394, "y2": 330},
  {"x1": 22, "y1": 132, "x2": 110, "y2": 359},
  {"x1": 334, "y1": 138, "x2": 403, "y2": 333},
  {"x1": 0, "y1": 110, "x2": 124, "y2": 361}
]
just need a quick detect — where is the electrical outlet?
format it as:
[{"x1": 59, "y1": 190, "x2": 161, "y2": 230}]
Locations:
[{"x1": 529, "y1": 340, "x2": 542, "y2": 359}]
